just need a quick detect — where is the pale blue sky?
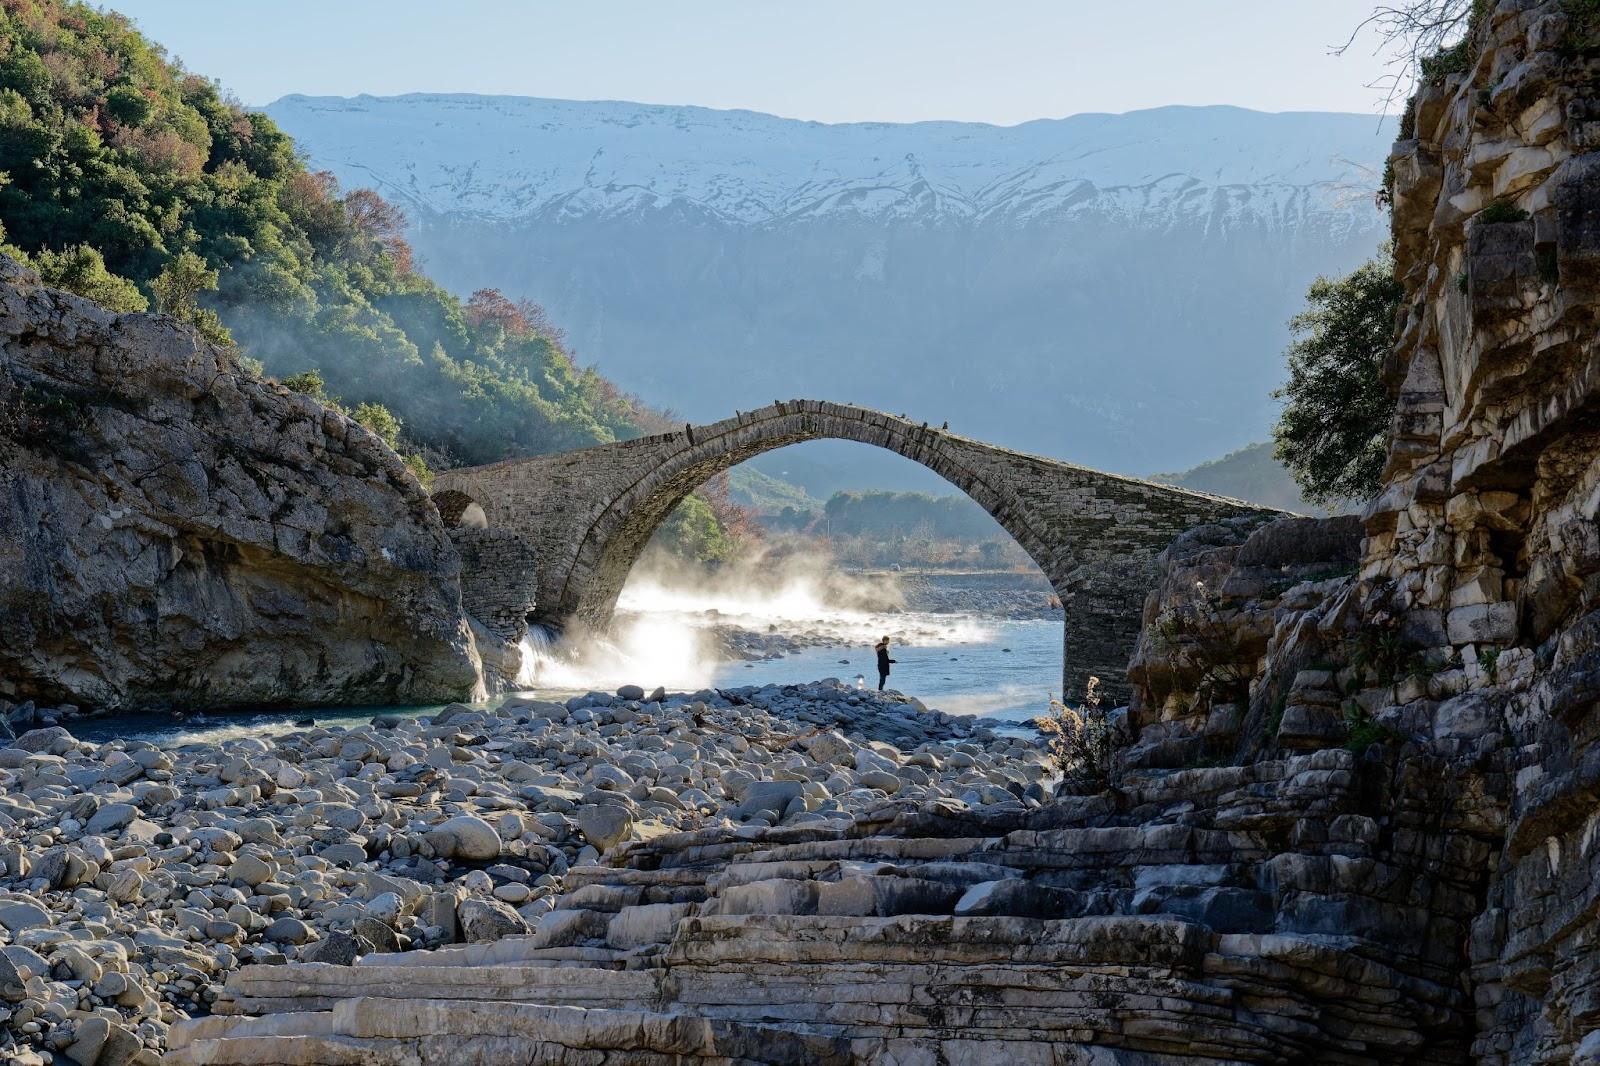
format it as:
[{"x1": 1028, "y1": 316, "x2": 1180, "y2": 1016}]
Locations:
[{"x1": 113, "y1": 1, "x2": 1397, "y2": 123}]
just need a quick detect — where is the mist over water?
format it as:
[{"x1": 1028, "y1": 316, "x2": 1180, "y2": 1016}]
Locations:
[
  {"x1": 78, "y1": 547, "x2": 1061, "y2": 748},
  {"x1": 518, "y1": 616, "x2": 720, "y2": 692},
  {"x1": 517, "y1": 547, "x2": 1058, "y2": 725}
]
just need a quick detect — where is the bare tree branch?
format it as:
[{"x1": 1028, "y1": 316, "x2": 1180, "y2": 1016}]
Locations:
[{"x1": 1333, "y1": 1, "x2": 1479, "y2": 115}]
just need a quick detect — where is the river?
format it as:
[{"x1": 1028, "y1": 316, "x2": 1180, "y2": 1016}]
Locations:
[
  {"x1": 72, "y1": 570, "x2": 1063, "y2": 747},
  {"x1": 712, "y1": 617, "x2": 1061, "y2": 722}
]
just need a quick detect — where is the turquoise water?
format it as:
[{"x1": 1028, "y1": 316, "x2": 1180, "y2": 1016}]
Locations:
[
  {"x1": 712, "y1": 617, "x2": 1061, "y2": 724},
  {"x1": 69, "y1": 615, "x2": 1061, "y2": 747}
]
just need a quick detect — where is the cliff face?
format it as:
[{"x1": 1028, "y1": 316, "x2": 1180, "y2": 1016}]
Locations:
[
  {"x1": 1121, "y1": 5, "x2": 1600, "y2": 1059},
  {"x1": 1374, "y1": 0, "x2": 1599, "y2": 654},
  {"x1": 1378, "y1": 5, "x2": 1600, "y2": 1060},
  {"x1": 0, "y1": 256, "x2": 482, "y2": 711}
]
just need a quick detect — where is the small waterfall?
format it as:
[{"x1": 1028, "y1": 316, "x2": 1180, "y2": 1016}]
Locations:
[
  {"x1": 515, "y1": 624, "x2": 560, "y2": 689},
  {"x1": 514, "y1": 616, "x2": 716, "y2": 693}
]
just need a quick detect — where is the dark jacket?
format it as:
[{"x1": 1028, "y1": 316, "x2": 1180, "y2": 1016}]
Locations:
[{"x1": 876, "y1": 645, "x2": 893, "y2": 673}]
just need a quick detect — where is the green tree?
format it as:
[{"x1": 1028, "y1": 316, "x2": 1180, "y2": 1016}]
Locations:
[
  {"x1": 351, "y1": 400, "x2": 431, "y2": 484},
  {"x1": 655, "y1": 494, "x2": 732, "y2": 564},
  {"x1": 280, "y1": 369, "x2": 328, "y2": 400},
  {"x1": 150, "y1": 251, "x2": 232, "y2": 346},
  {"x1": 351, "y1": 401, "x2": 402, "y2": 449},
  {"x1": 104, "y1": 85, "x2": 153, "y2": 127},
  {"x1": 31, "y1": 245, "x2": 147, "y2": 313},
  {"x1": 1272, "y1": 249, "x2": 1404, "y2": 507}
]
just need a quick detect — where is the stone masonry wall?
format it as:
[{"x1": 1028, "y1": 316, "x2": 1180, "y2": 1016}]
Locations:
[{"x1": 446, "y1": 527, "x2": 538, "y2": 647}]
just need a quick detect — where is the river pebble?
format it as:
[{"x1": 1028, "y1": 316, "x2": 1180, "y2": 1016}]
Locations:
[{"x1": 0, "y1": 679, "x2": 1046, "y2": 1061}]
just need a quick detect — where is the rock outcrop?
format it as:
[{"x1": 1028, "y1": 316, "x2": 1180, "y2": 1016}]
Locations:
[
  {"x1": 1369, "y1": 3, "x2": 1600, "y2": 1058},
  {"x1": 1123, "y1": 512, "x2": 1365, "y2": 767},
  {"x1": 0, "y1": 255, "x2": 481, "y2": 711},
  {"x1": 1118, "y1": 5, "x2": 1600, "y2": 1055}
]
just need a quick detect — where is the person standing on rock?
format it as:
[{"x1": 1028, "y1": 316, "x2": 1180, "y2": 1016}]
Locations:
[{"x1": 875, "y1": 636, "x2": 896, "y2": 691}]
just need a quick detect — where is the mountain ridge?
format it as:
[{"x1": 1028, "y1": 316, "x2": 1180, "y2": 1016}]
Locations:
[
  {"x1": 266, "y1": 94, "x2": 1390, "y2": 227},
  {"x1": 264, "y1": 92, "x2": 1390, "y2": 478}
]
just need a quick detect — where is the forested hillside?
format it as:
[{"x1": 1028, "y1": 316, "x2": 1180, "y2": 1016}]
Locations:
[
  {"x1": 0, "y1": 0, "x2": 641, "y2": 471},
  {"x1": 1151, "y1": 442, "x2": 1325, "y2": 514}
]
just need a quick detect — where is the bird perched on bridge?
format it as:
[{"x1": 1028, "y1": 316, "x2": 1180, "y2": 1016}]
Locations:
[{"x1": 941, "y1": 421, "x2": 948, "y2": 430}]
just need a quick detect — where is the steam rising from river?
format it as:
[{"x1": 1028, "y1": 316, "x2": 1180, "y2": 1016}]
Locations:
[{"x1": 517, "y1": 545, "x2": 994, "y2": 693}]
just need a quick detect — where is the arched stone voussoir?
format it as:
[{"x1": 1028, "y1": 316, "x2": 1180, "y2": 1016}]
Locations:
[{"x1": 432, "y1": 400, "x2": 1275, "y2": 703}]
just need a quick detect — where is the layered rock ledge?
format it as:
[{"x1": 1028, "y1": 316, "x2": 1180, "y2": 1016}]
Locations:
[
  {"x1": 167, "y1": 739, "x2": 1476, "y2": 1064},
  {"x1": 0, "y1": 681, "x2": 1037, "y2": 1063}
]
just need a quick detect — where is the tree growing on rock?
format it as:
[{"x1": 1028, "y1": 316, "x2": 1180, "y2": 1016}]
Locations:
[
  {"x1": 1272, "y1": 248, "x2": 1403, "y2": 508},
  {"x1": 26, "y1": 244, "x2": 146, "y2": 313},
  {"x1": 151, "y1": 250, "x2": 233, "y2": 347},
  {"x1": 1036, "y1": 676, "x2": 1111, "y2": 794}
]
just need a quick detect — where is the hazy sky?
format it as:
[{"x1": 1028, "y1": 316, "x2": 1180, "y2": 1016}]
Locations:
[{"x1": 113, "y1": 2, "x2": 1398, "y2": 123}]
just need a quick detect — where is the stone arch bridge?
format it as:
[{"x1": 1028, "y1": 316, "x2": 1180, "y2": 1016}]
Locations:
[{"x1": 432, "y1": 400, "x2": 1268, "y2": 702}]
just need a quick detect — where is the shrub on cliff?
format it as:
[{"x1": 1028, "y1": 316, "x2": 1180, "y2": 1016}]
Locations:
[
  {"x1": 1272, "y1": 248, "x2": 1403, "y2": 508},
  {"x1": 25, "y1": 242, "x2": 146, "y2": 313}
]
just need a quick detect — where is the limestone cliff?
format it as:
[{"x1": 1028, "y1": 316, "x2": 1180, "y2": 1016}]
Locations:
[
  {"x1": 1375, "y1": 3, "x2": 1600, "y2": 1059},
  {"x1": 0, "y1": 255, "x2": 482, "y2": 711},
  {"x1": 1119, "y1": 4, "x2": 1600, "y2": 1056}
]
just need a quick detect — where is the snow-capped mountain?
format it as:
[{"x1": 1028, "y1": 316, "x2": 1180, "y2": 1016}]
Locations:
[
  {"x1": 265, "y1": 94, "x2": 1391, "y2": 480},
  {"x1": 268, "y1": 94, "x2": 1382, "y2": 228}
]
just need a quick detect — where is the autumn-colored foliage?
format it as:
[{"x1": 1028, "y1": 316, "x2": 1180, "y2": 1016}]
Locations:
[{"x1": 0, "y1": 0, "x2": 649, "y2": 472}]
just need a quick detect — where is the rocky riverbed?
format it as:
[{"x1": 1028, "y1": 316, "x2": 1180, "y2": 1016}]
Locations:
[
  {"x1": 708, "y1": 616, "x2": 987, "y2": 662},
  {"x1": 0, "y1": 681, "x2": 1048, "y2": 1065},
  {"x1": 897, "y1": 570, "x2": 1062, "y2": 621}
]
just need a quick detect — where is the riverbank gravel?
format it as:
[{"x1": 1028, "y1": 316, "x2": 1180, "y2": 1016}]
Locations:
[{"x1": 0, "y1": 680, "x2": 1048, "y2": 1064}]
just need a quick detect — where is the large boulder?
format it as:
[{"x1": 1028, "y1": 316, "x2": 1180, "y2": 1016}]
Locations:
[
  {"x1": 425, "y1": 815, "x2": 502, "y2": 862},
  {"x1": 0, "y1": 951, "x2": 25, "y2": 1003},
  {"x1": 0, "y1": 256, "x2": 481, "y2": 711},
  {"x1": 574, "y1": 804, "x2": 634, "y2": 851},
  {"x1": 457, "y1": 897, "x2": 529, "y2": 943},
  {"x1": 300, "y1": 931, "x2": 373, "y2": 966}
]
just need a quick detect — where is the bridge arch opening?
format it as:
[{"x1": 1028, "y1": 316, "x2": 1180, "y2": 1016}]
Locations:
[
  {"x1": 628, "y1": 440, "x2": 1059, "y2": 615},
  {"x1": 594, "y1": 441, "x2": 1068, "y2": 717},
  {"x1": 565, "y1": 406, "x2": 1068, "y2": 635},
  {"x1": 430, "y1": 400, "x2": 1265, "y2": 703},
  {"x1": 432, "y1": 489, "x2": 488, "y2": 529}
]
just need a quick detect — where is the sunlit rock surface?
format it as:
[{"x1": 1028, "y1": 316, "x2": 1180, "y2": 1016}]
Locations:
[{"x1": 0, "y1": 255, "x2": 480, "y2": 711}]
